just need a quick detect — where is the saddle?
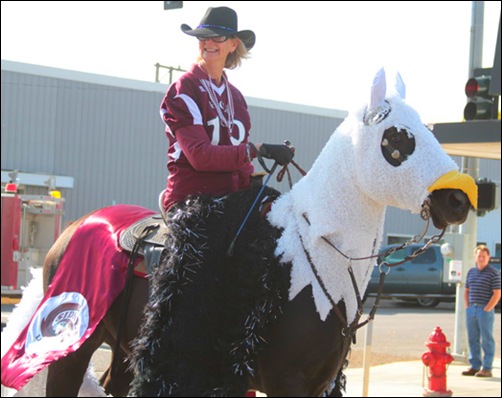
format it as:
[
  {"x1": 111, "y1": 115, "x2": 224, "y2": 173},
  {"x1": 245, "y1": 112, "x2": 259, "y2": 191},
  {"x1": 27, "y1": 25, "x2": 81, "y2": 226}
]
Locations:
[
  {"x1": 119, "y1": 213, "x2": 169, "y2": 274},
  {"x1": 119, "y1": 183, "x2": 276, "y2": 274}
]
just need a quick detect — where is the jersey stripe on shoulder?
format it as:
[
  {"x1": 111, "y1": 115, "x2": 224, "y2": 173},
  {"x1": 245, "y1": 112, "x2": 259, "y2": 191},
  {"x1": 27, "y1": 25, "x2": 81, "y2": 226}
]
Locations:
[{"x1": 176, "y1": 94, "x2": 203, "y2": 125}]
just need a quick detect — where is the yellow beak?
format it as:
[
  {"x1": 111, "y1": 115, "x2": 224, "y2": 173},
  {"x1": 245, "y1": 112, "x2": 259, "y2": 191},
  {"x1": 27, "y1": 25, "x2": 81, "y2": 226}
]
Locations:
[{"x1": 428, "y1": 170, "x2": 478, "y2": 209}]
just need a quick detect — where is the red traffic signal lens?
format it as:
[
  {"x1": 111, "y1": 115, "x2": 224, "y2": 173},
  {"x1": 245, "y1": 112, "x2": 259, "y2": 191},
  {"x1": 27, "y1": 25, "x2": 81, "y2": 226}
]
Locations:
[
  {"x1": 465, "y1": 76, "x2": 490, "y2": 98},
  {"x1": 465, "y1": 78, "x2": 479, "y2": 97}
]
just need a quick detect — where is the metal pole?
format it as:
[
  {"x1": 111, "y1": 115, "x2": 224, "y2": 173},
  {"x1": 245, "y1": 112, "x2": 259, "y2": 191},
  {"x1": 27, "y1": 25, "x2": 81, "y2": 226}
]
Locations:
[
  {"x1": 155, "y1": 63, "x2": 160, "y2": 83},
  {"x1": 468, "y1": 1, "x2": 484, "y2": 77},
  {"x1": 361, "y1": 320, "x2": 373, "y2": 397},
  {"x1": 453, "y1": 158, "x2": 479, "y2": 358},
  {"x1": 153, "y1": 64, "x2": 186, "y2": 84},
  {"x1": 453, "y1": 0, "x2": 483, "y2": 360}
]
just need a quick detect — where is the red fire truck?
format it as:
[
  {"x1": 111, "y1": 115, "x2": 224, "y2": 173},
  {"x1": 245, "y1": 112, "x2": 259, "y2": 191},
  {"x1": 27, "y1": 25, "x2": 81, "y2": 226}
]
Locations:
[{"x1": 1, "y1": 183, "x2": 64, "y2": 298}]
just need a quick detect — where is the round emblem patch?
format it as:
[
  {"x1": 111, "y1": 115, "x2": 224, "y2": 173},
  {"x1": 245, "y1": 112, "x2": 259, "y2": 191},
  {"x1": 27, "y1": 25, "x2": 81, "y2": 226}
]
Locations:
[{"x1": 25, "y1": 292, "x2": 89, "y2": 355}]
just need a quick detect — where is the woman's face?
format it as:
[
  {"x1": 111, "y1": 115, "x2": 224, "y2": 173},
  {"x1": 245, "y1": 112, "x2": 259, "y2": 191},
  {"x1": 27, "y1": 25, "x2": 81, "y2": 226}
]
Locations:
[{"x1": 198, "y1": 36, "x2": 238, "y2": 65}]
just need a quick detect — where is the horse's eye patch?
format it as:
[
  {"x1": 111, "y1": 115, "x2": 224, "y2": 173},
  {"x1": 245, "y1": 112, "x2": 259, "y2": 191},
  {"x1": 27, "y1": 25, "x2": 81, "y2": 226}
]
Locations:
[{"x1": 381, "y1": 126, "x2": 416, "y2": 167}]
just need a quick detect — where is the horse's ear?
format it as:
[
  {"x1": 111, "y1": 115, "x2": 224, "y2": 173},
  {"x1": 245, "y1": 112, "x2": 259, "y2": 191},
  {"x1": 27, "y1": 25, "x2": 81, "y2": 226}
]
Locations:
[
  {"x1": 391, "y1": 72, "x2": 406, "y2": 100},
  {"x1": 368, "y1": 67, "x2": 387, "y2": 110},
  {"x1": 364, "y1": 68, "x2": 392, "y2": 125}
]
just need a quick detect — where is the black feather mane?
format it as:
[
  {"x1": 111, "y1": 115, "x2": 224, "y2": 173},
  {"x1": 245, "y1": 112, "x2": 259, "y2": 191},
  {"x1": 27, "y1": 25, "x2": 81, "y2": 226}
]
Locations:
[{"x1": 129, "y1": 186, "x2": 291, "y2": 396}]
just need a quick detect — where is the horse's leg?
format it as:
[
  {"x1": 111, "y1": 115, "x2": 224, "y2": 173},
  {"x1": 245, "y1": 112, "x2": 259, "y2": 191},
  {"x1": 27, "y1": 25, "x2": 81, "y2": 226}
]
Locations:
[
  {"x1": 46, "y1": 323, "x2": 107, "y2": 397},
  {"x1": 99, "y1": 342, "x2": 132, "y2": 397},
  {"x1": 99, "y1": 275, "x2": 150, "y2": 396},
  {"x1": 252, "y1": 288, "x2": 351, "y2": 397}
]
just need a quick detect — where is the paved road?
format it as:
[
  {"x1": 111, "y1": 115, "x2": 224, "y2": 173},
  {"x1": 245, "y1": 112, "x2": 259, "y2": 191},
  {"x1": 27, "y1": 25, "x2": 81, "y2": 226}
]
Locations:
[
  {"x1": 351, "y1": 298, "x2": 501, "y2": 364},
  {"x1": 2, "y1": 297, "x2": 500, "y2": 381}
]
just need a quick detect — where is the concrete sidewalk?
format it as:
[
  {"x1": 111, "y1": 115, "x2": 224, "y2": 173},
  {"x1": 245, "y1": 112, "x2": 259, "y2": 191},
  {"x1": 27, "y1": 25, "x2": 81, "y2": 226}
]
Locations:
[{"x1": 344, "y1": 358, "x2": 501, "y2": 397}]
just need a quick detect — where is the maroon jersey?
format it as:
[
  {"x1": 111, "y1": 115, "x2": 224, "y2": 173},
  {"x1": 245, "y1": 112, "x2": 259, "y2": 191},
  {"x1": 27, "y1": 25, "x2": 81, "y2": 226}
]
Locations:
[{"x1": 160, "y1": 63, "x2": 254, "y2": 211}]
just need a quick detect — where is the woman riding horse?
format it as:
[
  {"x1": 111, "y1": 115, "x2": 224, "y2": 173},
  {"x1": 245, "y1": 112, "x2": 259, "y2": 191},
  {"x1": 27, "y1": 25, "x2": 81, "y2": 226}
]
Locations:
[{"x1": 1, "y1": 68, "x2": 477, "y2": 397}]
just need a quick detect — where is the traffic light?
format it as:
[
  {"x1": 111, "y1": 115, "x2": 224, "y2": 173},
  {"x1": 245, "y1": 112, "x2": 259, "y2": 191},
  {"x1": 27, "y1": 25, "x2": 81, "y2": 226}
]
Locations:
[
  {"x1": 464, "y1": 71, "x2": 496, "y2": 120},
  {"x1": 164, "y1": 1, "x2": 182, "y2": 10},
  {"x1": 476, "y1": 179, "x2": 498, "y2": 216}
]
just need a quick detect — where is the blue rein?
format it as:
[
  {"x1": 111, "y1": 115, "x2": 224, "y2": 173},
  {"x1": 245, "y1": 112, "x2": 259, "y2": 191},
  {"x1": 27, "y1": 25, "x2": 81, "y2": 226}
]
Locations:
[{"x1": 227, "y1": 162, "x2": 278, "y2": 257}]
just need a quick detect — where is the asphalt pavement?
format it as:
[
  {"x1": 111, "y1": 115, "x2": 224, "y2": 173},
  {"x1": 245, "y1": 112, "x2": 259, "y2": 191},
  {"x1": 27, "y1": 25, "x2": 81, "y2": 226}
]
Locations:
[{"x1": 2, "y1": 303, "x2": 500, "y2": 397}]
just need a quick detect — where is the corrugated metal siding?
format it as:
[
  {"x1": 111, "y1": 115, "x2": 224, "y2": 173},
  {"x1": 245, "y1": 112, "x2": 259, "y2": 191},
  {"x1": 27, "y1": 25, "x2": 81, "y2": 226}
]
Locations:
[
  {"x1": 248, "y1": 106, "x2": 341, "y2": 191},
  {"x1": 479, "y1": 157, "x2": 501, "y2": 181},
  {"x1": 1, "y1": 62, "x2": 500, "y2": 249},
  {"x1": 1, "y1": 69, "x2": 167, "y2": 223},
  {"x1": 2, "y1": 72, "x2": 58, "y2": 172}
]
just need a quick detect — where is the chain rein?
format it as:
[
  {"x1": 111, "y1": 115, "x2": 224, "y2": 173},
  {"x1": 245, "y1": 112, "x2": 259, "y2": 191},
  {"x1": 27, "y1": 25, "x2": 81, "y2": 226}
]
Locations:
[{"x1": 300, "y1": 199, "x2": 447, "y2": 340}]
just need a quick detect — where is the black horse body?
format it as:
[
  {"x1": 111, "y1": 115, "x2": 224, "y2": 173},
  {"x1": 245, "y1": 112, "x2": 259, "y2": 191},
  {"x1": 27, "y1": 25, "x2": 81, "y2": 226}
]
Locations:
[
  {"x1": 127, "y1": 187, "x2": 351, "y2": 397},
  {"x1": 38, "y1": 180, "x2": 470, "y2": 397}
]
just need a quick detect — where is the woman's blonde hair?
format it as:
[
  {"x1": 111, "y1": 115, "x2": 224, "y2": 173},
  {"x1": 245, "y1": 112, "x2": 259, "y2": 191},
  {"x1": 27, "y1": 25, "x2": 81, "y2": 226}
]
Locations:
[{"x1": 225, "y1": 38, "x2": 249, "y2": 69}]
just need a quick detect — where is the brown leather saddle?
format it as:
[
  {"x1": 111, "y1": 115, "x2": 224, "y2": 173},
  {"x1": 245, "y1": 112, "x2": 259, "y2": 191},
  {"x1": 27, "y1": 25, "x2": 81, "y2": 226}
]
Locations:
[
  {"x1": 120, "y1": 214, "x2": 168, "y2": 253},
  {"x1": 119, "y1": 214, "x2": 169, "y2": 273}
]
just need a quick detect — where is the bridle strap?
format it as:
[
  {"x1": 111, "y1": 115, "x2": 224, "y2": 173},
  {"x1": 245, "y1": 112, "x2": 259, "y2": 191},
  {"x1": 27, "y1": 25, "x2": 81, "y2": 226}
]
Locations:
[
  {"x1": 302, "y1": 212, "x2": 446, "y2": 267},
  {"x1": 277, "y1": 159, "x2": 307, "y2": 188},
  {"x1": 298, "y1": 234, "x2": 350, "y2": 330},
  {"x1": 248, "y1": 142, "x2": 307, "y2": 190},
  {"x1": 298, "y1": 211, "x2": 446, "y2": 339}
]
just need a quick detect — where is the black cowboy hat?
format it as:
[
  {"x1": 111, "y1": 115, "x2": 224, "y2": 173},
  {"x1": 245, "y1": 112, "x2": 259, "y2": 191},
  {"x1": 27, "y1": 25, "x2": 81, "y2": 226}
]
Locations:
[{"x1": 181, "y1": 6, "x2": 256, "y2": 50}]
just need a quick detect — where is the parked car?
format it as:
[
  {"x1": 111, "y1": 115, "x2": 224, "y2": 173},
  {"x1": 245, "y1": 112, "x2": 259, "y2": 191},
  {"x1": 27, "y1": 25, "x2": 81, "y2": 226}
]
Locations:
[{"x1": 365, "y1": 244, "x2": 501, "y2": 308}]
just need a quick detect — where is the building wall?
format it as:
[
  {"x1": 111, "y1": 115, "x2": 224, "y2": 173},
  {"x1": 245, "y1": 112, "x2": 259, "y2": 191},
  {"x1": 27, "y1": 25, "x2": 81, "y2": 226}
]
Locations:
[
  {"x1": 1, "y1": 60, "x2": 500, "y2": 253},
  {"x1": 246, "y1": 102, "x2": 342, "y2": 192},
  {"x1": 1, "y1": 62, "x2": 168, "y2": 223}
]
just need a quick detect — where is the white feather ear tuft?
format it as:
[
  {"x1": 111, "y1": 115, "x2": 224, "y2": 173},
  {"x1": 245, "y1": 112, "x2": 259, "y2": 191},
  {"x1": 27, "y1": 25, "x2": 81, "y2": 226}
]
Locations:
[
  {"x1": 369, "y1": 68, "x2": 387, "y2": 110},
  {"x1": 394, "y1": 72, "x2": 406, "y2": 99},
  {"x1": 364, "y1": 68, "x2": 392, "y2": 125}
]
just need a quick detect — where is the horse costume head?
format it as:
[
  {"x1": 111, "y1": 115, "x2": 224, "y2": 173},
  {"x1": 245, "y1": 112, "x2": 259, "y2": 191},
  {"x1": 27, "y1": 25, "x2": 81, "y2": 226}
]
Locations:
[{"x1": 268, "y1": 67, "x2": 476, "y2": 323}]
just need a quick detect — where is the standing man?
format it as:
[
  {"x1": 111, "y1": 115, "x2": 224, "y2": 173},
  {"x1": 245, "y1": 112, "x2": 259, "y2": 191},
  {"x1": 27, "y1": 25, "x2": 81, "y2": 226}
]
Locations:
[{"x1": 462, "y1": 244, "x2": 501, "y2": 378}]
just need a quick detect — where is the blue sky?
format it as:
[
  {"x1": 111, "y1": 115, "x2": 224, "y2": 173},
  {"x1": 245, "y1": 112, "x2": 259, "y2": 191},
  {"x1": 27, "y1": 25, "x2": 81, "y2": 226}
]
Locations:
[{"x1": 1, "y1": 1, "x2": 500, "y2": 123}]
